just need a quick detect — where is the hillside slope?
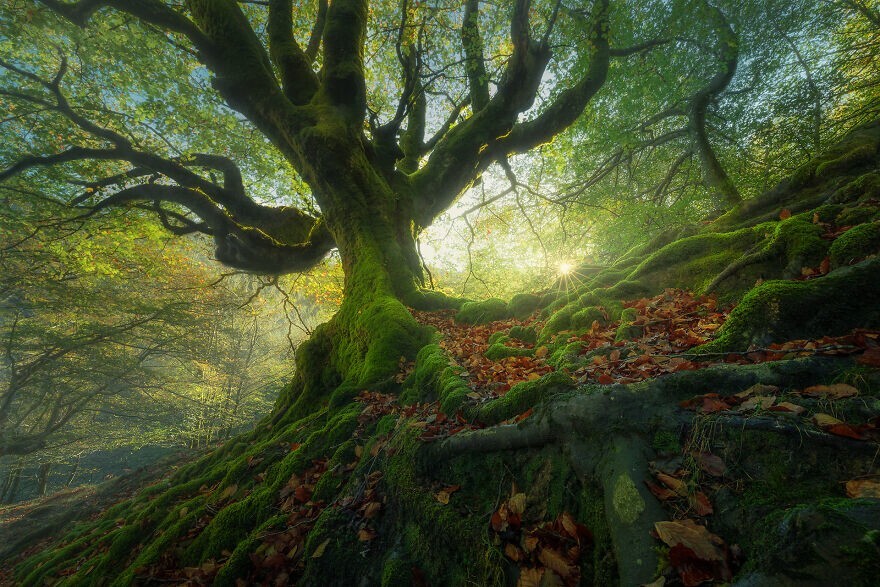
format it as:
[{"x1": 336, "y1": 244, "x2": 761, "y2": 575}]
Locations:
[{"x1": 3, "y1": 123, "x2": 880, "y2": 587}]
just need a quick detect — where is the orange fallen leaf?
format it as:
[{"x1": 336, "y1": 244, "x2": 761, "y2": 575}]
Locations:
[
  {"x1": 654, "y1": 519, "x2": 725, "y2": 562},
  {"x1": 363, "y1": 501, "x2": 382, "y2": 518},
  {"x1": 779, "y1": 208, "x2": 791, "y2": 219},
  {"x1": 504, "y1": 543, "x2": 523, "y2": 562},
  {"x1": 767, "y1": 402, "x2": 805, "y2": 416},
  {"x1": 845, "y1": 478, "x2": 880, "y2": 498},
  {"x1": 357, "y1": 528, "x2": 377, "y2": 542},
  {"x1": 656, "y1": 472, "x2": 688, "y2": 497},
  {"x1": 826, "y1": 423, "x2": 865, "y2": 440},
  {"x1": 858, "y1": 347, "x2": 880, "y2": 367}
]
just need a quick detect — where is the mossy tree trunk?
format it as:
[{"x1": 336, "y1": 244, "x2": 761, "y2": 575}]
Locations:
[{"x1": 11, "y1": 0, "x2": 617, "y2": 415}]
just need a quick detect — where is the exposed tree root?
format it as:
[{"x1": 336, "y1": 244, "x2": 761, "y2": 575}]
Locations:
[{"x1": 428, "y1": 356, "x2": 872, "y2": 584}]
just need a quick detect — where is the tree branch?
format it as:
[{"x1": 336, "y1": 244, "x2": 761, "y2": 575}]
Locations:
[
  {"x1": 461, "y1": 0, "x2": 490, "y2": 112},
  {"x1": 268, "y1": 0, "x2": 320, "y2": 104}
]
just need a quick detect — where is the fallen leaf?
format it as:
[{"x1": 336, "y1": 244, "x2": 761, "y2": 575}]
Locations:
[
  {"x1": 311, "y1": 538, "x2": 330, "y2": 558},
  {"x1": 534, "y1": 346, "x2": 549, "y2": 358},
  {"x1": 508, "y1": 492, "x2": 527, "y2": 515},
  {"x1": 538, "y1": 547, "x2": 577, "y2": 578},
  {"x1": 858, "y1": 348, "x2": 880, "y2": 367},
  {"x1": 735, "y1": 383, "x2": 779, "y2": 399},
  {"x1": 845, "y1": 478, "x2": 880, "y2": 498},
  {"x1": 826, "y1": 423, "x2": 865, "y2": 440},
  {"x1": 688, "y1": 492, "x2": 713, "y2": 516},
  {"x1": 363, "y1": 501, "x2": 382, "y2": 518},
  {"x1": 767, "y1": 402, "x2": 805, "y2": 416},
  {"x1": 779, "y1": 208, "x2": 791, "y2": 219},
  {"x1": 517, "y1": 568, "x2": 544, "y2": 587},
  {"x1": 654, "y1": 519, "x2": 725, "y2": 562},
  {"x1": 812, "y1": 413, "x2": 844, "y2": 428},
  {"x1": 656, "y1": 472, "x2": 688, "y2": 496},
  {"x1": 692, "y1": 452, "x2": 726, "y2": 477},
  {"x1": 357, "y1": 528, "x2": 377, "y2": 542},
  {"x1": 800, "y1": 383, "x2": 859, "y2": 399},
  {"x1": 220, "y1": 484, "x2": 238, "y2": 500},
  {"x1": 504, "y1": 543, "x2": 523, "y2": 562}
]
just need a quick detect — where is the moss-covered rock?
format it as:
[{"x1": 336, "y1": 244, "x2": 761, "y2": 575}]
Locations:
[
  {"x1": 508, "y1": 325, "x2": 538, "y2": 344},
  {"x1": 508, "y1": 292, "x2": 542, "y2": 319},
  {"x1": 455, "y1": 298, "x2": 509, "y2": 324},
  {"x1": 829, "y1": 221, "x2": 880, "y2": 267},
  {"x1": 696, "y1": 256, "x2": 880, "y2": 352}
]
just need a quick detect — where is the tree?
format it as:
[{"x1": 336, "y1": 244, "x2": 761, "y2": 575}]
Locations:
[{"x1": 0, "y1": 0, "x2": 670, "y2": 411}]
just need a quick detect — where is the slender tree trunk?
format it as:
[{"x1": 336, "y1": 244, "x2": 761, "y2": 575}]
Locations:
[
  {"x1": 37, "y1": 462, "x2": 51, "y2": 496},
  {"x1": 1, "y1": 457, "x2": 23, "y2": 503},
  {"x1": 64, "y1": 455, "x2": 80, "y2": 489}
]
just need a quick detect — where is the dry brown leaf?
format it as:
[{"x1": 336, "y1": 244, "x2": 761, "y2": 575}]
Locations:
[
  {"x1": 768, "y1": 402, "x2": 805, "y2": 415},
  {"x1": 654, "y1": 519, "x2": 725, "y2": 562},
  {"x1": 220, "y1": 484, "x2": 238, "y2": 500},
  {"x1": 688, "y1": 492, "x2": 714, "y2": 516},
  {"x1": 693, "y1": 452, "x2": 727, "y2": 477},
  {"x1": 656, "y1": 472, "x2": 688, "y2": 496},
  {"x1": 363, "y1": 501, "x2": 382, "y2": 518},
  {"x1": 735, "y1": 383, "x2": 779, "y2": 399},
  {"x1": 801, "y1": 383, "x2": 859, "y2": 399},
  {"x1": 538, "y1": 547, "x2": 577, "y2": 578},
  {"x1": 504, "y1": 543, "x2": 524, "y2": 562},
  {"x1": 845, "y1": 479, "x2": 880, "y2": 498},
  {"x1": 357, "y1": 528, "x2": 377, "y2": 542},
  {"x1": 534, "y1": 346, "x2": 549, "y2": 358},
  {"x1": 560, "y1": 512, "x2": 578, "y2": 539},
  {"x1": 508, "y1": 492, "x2": 527, "y2": 515},
  {"x1": 517, "y1": 568, "x2": 545, "y2": 587}
]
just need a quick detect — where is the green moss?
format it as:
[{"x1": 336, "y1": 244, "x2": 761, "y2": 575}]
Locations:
[
  {"x1": 696, "y1": 257, "x2": 880, "y2": 352},
  {"x1": 831, "y1": 173, "x2": 879, "y2": 204},
  {"x1": 652, "y1": 431, "x2": 680, "y2": 455},
  {"x1": 487, "y1": 331, "x2": 508, "y2": 345},
  {"x1": 572, "y1": 306, "x2": 607, "y2": 329},
  {"x1": 829, "y1": 221, "x2": 880, "y2": 267},
  {"x1": 615, "y1": 307, "x2": 642, "y2": 341},
  {"x1": 611, "y1": 473, "x2": 645, "y2": 525},
  {"x1": 588, "y1": 267, "x2": 631, "y2": 289},
  {"x1": 403, "y1": 288, "x2": 464, "y2": 311},
  {"x1": 816, "y1": 143, "x2": 877, "y2": 178},
  {"x1": 456, "y1": 298, "x2": 510, "y2": 324},
  {"x1": 484, "y1": 342, "x2": 533, "y2": 361},
  {"x1": 835, "y1": 205, "x2": 879, "y2": 226},
  {"x1": 539, "y1": 304, "x2": 576, "y2": 341},
  {"x1": 604, "y1": 279, "x2": 650, "y2": 300},
  {"x1": 508, "y1": 325, "x2": 537, "y2": 344},
  {"x1": 381, "y1": 557, "x2": 412, "y2": 587},
  {"x1": 477, "y1": 371, "x2": 575, "y2": 425},
  {"x1": 508, "y1": 292, "x2": 541, "y2": 319},
  {"x1": 775, "y1": 216, "x2": 828, "y2": 271}
]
